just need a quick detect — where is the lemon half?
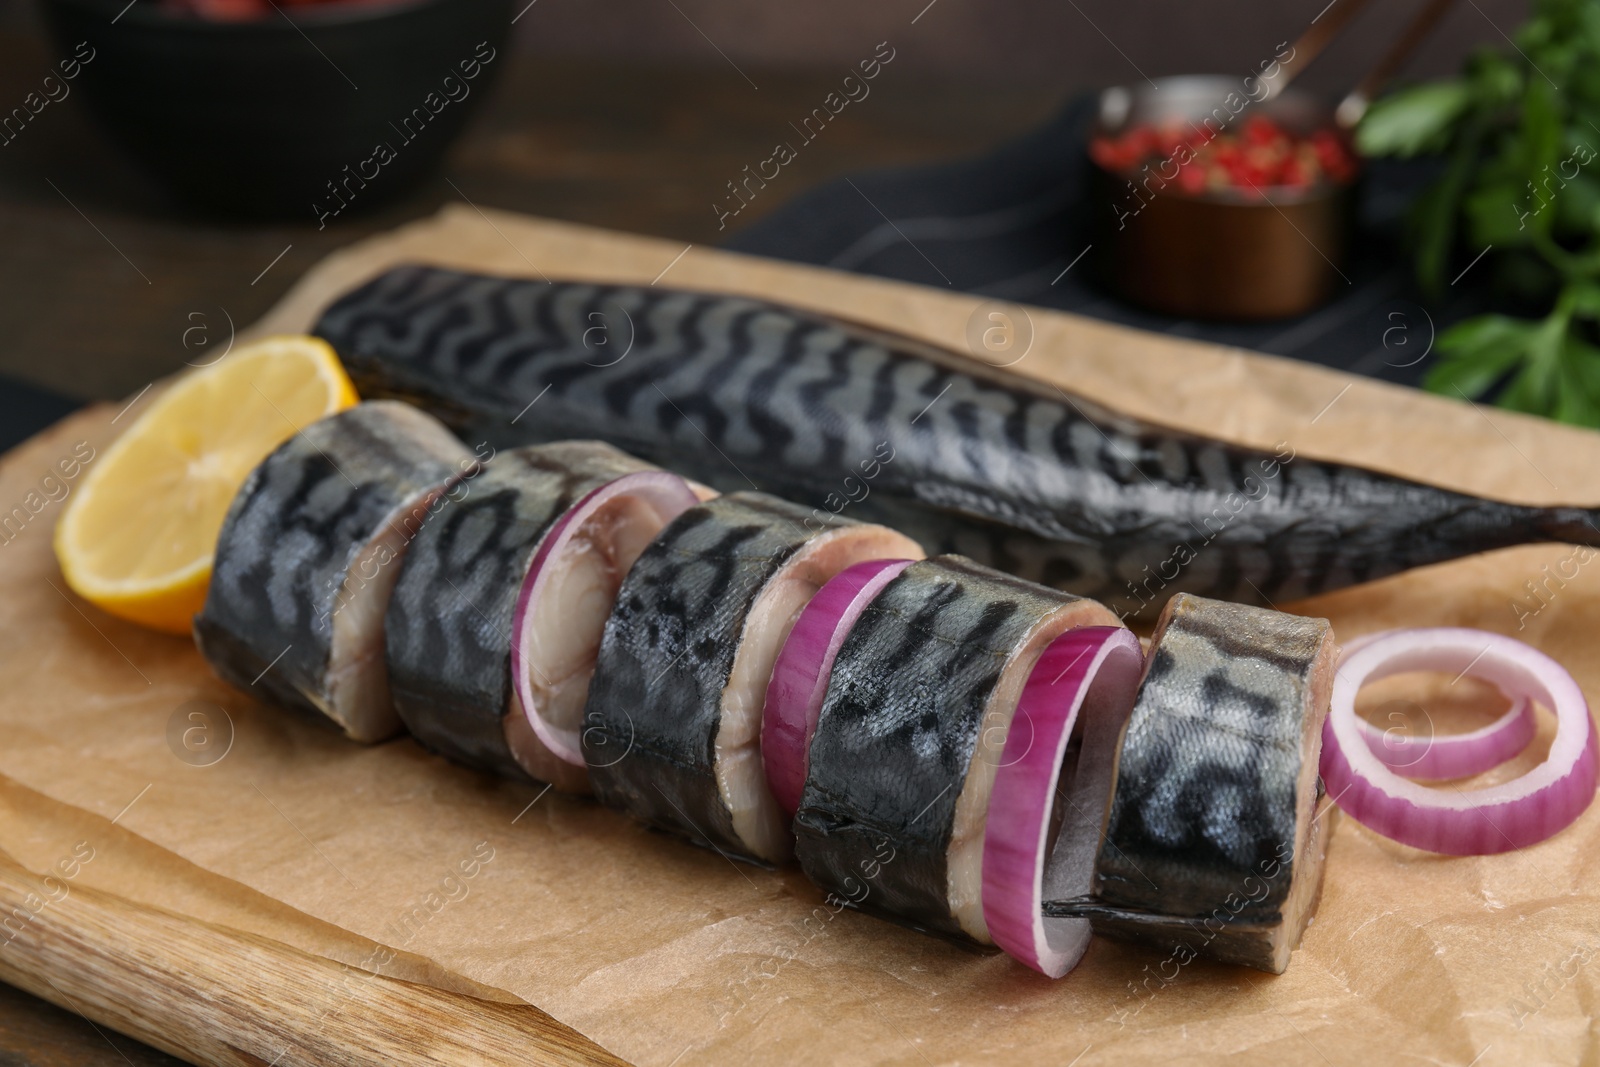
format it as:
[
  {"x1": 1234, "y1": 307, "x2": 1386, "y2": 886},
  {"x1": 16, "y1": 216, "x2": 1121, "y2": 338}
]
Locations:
[{"x1": 55, "y1": 335, "x2": 358, "y2": 634}]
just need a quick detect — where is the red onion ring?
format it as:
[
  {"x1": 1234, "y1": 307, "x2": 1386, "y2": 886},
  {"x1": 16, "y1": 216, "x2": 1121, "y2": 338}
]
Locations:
[
  {"x1": 511, "y1": 472, "x2": 701, "y2": 766},
  {"x1": 1341, "y1": 630, "x2": 1537, "y2": 781},
  {"x1": 981, "y1": 626, "x2": 1143, "y2": 978},
  {"x1": 761, "y1": 558, "x2": 914, "y2": 817},
  {"x1": 1321, "y1": 628, "x2": 1598, "y2": 855}
]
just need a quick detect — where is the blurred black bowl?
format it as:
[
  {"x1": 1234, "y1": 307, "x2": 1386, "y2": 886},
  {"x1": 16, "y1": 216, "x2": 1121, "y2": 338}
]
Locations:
[{"x1": 40, "y1": 0, "x2": 513, "y2": 219}]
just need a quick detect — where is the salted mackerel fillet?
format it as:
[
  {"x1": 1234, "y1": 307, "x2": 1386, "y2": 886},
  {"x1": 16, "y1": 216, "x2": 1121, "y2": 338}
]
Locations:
[
  {"x1": 194, "y1": 401, "x2": 473, "y2": 742},
  {"x1": 582, "y1": 492, "x2": 921, "y2": 864},
  {"x1": 794, "y1": 556, "x2": 1121, "y2": 943},
  {"x1": 1046, "y1": 593, "x2": 1335, "y2": 973},
  {"x1": 314, "y1": 265, "x2": 1600, "y2": 621},
  {"x1": 385, "y1": 441, "x2": 681, "y2": 790}
]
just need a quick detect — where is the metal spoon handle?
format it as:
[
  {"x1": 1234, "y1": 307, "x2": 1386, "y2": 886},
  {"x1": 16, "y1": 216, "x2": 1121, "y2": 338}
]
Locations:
[
  {"x1": 1335, "y1": 0, "x2": 1459, "y2": 127},
  {"x1": 1258, "y1": 0, "x2": 1376, "y2": 103}
]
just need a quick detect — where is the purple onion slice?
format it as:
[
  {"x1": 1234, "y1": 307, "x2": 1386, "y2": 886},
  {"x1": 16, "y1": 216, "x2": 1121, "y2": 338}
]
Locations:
[
  {"x1": 1341, "y1": 630, "x2": 1537, "y2": 781},
  {"x1": 761, "y1": 558, "x2": 915, "y2": 818},
  {"x1": 1322, "y1": 627, "x2": 1597, "y2": 855},
  {"x1": 510, "y1": 472, "x2": 701, "y2": 767},
  {"x1": 981, "y1": 626, "x2": 1143, "y2": 978}
]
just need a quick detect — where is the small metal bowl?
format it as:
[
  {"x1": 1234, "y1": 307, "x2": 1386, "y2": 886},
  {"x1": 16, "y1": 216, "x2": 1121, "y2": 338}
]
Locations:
[{"x1": 1089, "y1": 75, "x2": 1358, "y2": 322}]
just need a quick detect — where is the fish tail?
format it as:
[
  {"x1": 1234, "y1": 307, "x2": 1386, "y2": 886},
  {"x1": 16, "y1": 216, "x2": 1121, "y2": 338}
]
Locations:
[{"x1": 1537, "y1": 507, "x2": 1600, "y2": 547}]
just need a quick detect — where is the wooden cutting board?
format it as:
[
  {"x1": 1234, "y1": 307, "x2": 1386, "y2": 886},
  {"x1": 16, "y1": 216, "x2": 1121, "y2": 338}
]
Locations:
[{"x1": 1, "y1": 206, "x2": 1597, "y2": 1067}]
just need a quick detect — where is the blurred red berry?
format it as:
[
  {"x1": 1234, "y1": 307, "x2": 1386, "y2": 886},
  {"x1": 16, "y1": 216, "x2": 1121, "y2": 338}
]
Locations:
[{"x1": 1092, "y1": 114, "x2": 1359, "y2": 197}]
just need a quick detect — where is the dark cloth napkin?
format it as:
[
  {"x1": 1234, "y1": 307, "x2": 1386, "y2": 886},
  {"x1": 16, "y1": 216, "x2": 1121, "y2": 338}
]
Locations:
[
  {"x1": 726, "y1": 93, "x2": 1472, "y2": 390},
  {"x1": 0, "y1": 374, "x2": 83, "y2": 453}
]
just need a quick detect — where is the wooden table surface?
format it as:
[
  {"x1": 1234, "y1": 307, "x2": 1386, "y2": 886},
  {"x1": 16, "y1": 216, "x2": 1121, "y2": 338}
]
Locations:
[
  {"x1": 0, "y1": 29, "x2": 1057, "y2": 404},
  {"x1": 0, "y1": 27, "x2": 1054, "y2": 1066}
]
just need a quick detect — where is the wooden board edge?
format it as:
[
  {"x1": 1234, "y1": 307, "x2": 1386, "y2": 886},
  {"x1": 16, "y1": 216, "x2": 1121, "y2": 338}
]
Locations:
[{"x1": 0, "y1": 842, "x2": 627, "y2": 1067}]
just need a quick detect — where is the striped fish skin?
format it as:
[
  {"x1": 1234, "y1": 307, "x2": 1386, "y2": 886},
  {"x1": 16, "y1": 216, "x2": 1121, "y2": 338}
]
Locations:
[
  {"x1": 793, "y1": 555, "x2": 1120, "y2": 943},
  {"x1": 311, "y1": 265, "x2": 1600, "y2": 620},
  {"x1": 194, "y1": 402, "x2": 474, "y2": 742},
  {"x1": 581, "y1": 492, "x2": 920, "y2": 864},
  {"x1": 384, "y1": 441, "x2": 656, "y2": 786},
  {"x1": 1046, "y1": 592, "x2": 1334, "y2": 973}
]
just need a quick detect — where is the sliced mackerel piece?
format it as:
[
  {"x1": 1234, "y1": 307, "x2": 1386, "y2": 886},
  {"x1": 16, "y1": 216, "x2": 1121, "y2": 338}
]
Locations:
[
  {"x1": 793, "y1": 556, "x2": 1122, "y2": 943},
  {"x1": 194, "y1": 401, "x2": 474, "y2": 742},
  {"x1": 1047, "y1": 592, "x2": 1335, "y2": 974},
  {"x1": 582, "y1": 492, "x2": 921, "y2": 864},
  {"x1": 385, "y1": 441, "x2": 671, "y2": 790}
]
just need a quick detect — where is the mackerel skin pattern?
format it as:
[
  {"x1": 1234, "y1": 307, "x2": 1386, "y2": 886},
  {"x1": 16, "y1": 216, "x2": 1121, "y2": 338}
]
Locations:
[
  {"x1": 793, "y1": 555, "x2": 1095, "y2": 940},
  {"x1": 385, "y1": 441, "x2": 655, "y2": 778},
  {"x1": 194, "y1": 401, "x2": 472, "y2": 724},
  {"x1": 1048, "y1": 593, "x2": 1334, "y2": 972},
  {"x1": 581, "y1": 492, "x2": 840, "y2": 861},
  {"x1": 312, "y1": 265, "x2": 1600, "y2": 620}
]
